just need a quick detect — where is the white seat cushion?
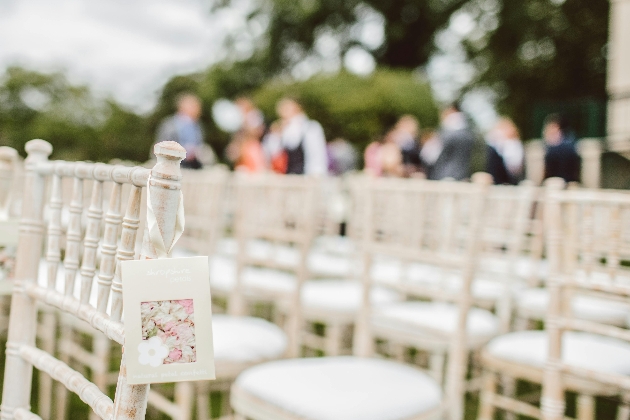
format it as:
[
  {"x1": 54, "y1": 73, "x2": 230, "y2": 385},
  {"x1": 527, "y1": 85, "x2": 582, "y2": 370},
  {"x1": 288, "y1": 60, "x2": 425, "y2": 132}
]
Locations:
[
  {"x1": 313, "y1": 236, "x2": 356, "y2": 256},
  {"x1": 372, "y1": 260, "x2": 516, "y2": 303},
  {"x1": 371, "y1": 259, "x2": 441, "y2": 285},
  {"x1": 233, "y1": 356, "x2": 442, "y2": 420},
  {"x1": 209, "y1": 256, "x2": 296, "y2": 295},
  {"x1": 212, "y1": 315, "x2": 287, "y2": 362},
  {"x1": 301, "y1": 280, "x2": 400, "y2": 315},
  {"x1": 308, "y1": 252, "x2": 353, "y2": 278},
  {"x1": 486, "y1": 330, "x2": 630, "y2": 374},
  {"x1": 480, "y1": 256, "x2": 549, "y2": 280},
  {"x1": 373, "y1": 301, "x2": 499, "y2": 338},
  {"x1": 516, "y1": 287, "x2": 630, "y2": 326},
  {"x1": 216, "y1": 237, "x2": 238, "y2": 256}
]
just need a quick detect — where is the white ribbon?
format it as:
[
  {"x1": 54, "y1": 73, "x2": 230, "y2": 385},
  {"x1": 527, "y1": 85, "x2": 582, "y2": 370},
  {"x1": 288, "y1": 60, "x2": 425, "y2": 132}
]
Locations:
[{"x1": 146, "y1": 177, "x2": 185, "y2": 259}]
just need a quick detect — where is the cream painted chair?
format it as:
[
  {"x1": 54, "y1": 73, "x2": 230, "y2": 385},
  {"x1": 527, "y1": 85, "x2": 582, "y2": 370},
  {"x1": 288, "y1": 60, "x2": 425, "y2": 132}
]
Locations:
[
  {"x1": 540, "y1": 181, "x2": 630, "y2": 420},
  {"x1": 146, "y1": 174, "x2": 311, "y2": 420},
  {"x1": 0, "y1": 139, "x2": 186, "y2": 420},
  {"x1": 478, "y1": 179, "x2": 630, "y2": 420},
  {"x1": 0, "y1": 146, "x2": 20, "y2": 335},
  {"x1": 178, "y1": 167, "x2": 230, "y2": 258},
  {"x1": 230, "y1": 174, "x2": 491, "y2": 420}
]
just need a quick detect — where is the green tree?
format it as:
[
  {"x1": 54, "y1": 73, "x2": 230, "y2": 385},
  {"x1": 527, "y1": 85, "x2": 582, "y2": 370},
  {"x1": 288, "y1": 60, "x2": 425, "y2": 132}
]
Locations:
[
  {"x1": 214, "y1": 0, "x2": 467, "y2": 74},
  {"x1": 213, "y1": 0, "x2": 609, "y2": 136},
  {"x1": 0, "y1": 67, "x2": 152, "y2": 162},
  {"x1": 462, "y1": 0, "x2": 609, "y2": 137}
]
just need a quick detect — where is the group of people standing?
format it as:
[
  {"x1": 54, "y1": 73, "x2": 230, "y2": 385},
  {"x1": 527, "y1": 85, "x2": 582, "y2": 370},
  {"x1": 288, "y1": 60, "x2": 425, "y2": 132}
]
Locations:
[
  {"x1": 365, "y1": 103, "x2": 479, "y2": 181},
  {"x1": 156, "y1": 93, "x2": 581, "y2": 185}
]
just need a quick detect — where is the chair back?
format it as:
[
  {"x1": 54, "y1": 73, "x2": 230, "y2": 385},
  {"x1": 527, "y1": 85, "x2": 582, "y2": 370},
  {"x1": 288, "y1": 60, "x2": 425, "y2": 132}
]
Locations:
[
  {"x1": 541, "y1": 179, "x2": 630, "y2": 420},
  {"x1": 0, "y1": 139, "x2": 186, "y2": 420},
  {"x1": 480, "y1": 181, "x2": 538, "y2": 331},
  {"x1": 353, "y1": 173, "x2": 491, "y2": 420},
  {"x1": 228, "y1": 173, "x2": 319, "y2": 357},
  {"x1": 179, "y1": 167, "x2": 229, "y2": 256}
]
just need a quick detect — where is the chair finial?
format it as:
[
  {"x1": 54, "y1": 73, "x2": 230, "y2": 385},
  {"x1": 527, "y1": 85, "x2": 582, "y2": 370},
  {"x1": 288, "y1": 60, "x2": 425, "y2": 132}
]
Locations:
[
  {"x1": 25, "y1": 139, "x2": 53, "y2": 161},
  {"x1": 0, "y1": 146, "x2": 18, "y2": 164}
]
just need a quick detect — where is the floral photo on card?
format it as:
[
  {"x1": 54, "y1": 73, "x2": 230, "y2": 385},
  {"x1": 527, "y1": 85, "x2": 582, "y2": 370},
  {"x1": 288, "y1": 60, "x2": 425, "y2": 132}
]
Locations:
[{"x1": 139, "y1": 299, "x2": 196, "y2": 366}]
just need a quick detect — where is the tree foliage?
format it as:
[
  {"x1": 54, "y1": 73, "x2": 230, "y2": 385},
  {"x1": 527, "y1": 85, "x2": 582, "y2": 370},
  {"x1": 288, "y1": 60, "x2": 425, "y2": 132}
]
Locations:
[
  {"x1": 216, "y1": 0, "x2": 609, "y2": 136},
  {"x1": 462, "y1": 0, "x2": 609, "y2": 137},
  {"x1": 0, "y1": 67, "x2": 151, "y2": 162},
  {"x1": 215, "y1": 0, "x2": 468, "y2": 74}
]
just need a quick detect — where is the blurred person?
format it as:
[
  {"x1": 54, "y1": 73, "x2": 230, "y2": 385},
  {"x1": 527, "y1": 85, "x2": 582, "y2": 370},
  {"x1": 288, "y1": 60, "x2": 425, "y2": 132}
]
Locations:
[
  {"x1": 485, "y1": 117, "x2": 524, "y2": 185},
  {"x1": 364, "y1": 137, "x2": 383, "y2": 176},
  {"x1": 391, "y1": 115, "x2": 422, "y2": 176},
  {"x1": 262, "y1": 121, "x2": 287, "y2": 173},
  {"x1": 543, "y1": 113, "x2": 581, "y2": 183},
  {"x1": 426, "y1": 103, "x2": 474, "y2": 180},
  {"x1": 419, "y1": 129, "x2": 441, "y2": 175},
  {"x1": 275, "y1": 97, "x2": 328, "y2": 175},
  {"x1": 327, "y1": 138, "x2": 358, "y2": 175},
  {"x1": 225, "y1": 97, "x2": 266, "y2": 172},
  {"x1": 363, "y1": 131, "x2": 403, "y2": 177},
  {"x1": 155, "y1": 93, "x2": 205, "y2": 169},
  {"x1": 380, "y1": 130, "x2": 404, "y2": 177},
  {"x1": 236, "y1": 97, "x2": 265, "y2": 138}
]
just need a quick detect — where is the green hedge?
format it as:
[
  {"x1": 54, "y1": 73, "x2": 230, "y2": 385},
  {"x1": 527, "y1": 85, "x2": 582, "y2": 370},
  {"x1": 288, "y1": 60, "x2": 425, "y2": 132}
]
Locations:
[{"x1": 252, "y1": 69, "x2": 439, "y2": 151}]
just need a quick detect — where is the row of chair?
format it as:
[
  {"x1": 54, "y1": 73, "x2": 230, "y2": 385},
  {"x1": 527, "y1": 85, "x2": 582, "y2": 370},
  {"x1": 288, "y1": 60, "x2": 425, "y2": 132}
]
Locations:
[{"x1": 1, "y1": 141, "x2": 630, "y2": 420}]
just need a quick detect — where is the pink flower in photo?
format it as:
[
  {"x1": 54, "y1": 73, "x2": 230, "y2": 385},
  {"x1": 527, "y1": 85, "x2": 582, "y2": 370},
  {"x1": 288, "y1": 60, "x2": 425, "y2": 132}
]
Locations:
[{"x1": 140, "y1": 299, "x2": 196, "y2": 365}]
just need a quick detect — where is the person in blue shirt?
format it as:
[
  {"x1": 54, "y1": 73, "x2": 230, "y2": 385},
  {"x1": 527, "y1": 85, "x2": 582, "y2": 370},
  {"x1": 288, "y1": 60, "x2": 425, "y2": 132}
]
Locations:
[{"x1": 156, "y1": 93, "x2": 204, "y2": 169}]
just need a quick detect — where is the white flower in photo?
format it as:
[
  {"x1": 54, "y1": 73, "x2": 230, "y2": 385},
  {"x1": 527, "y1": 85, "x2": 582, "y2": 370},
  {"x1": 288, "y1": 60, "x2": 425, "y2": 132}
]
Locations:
[
  {"x1": 140, "y1": 299, "x2": 197, "y2": 364},
  {"x1": 138, "y1": 336, "x2": 169, "y2": 367}
]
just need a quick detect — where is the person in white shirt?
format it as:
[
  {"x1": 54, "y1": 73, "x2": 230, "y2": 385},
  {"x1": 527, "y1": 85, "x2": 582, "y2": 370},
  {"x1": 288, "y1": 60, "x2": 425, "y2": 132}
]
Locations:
[{"x1": 275, "y1": 97, "x2": 328, "y2": 176}]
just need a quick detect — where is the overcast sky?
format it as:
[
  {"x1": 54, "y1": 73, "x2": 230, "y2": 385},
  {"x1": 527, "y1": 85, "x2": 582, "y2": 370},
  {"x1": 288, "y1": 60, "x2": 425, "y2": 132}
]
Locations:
[{"x1": 0, "y1": 0, "x2": 233, "y2": 112}]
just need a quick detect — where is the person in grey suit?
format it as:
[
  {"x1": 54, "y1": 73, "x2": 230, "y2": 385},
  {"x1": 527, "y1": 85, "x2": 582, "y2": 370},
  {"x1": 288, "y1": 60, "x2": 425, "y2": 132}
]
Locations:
[
  {"x1": 155, "y1": 93, "x2": 204, "y2": 169},
  {"x1": 425, "y1": 103, "x2": 475, "y2": 181}
]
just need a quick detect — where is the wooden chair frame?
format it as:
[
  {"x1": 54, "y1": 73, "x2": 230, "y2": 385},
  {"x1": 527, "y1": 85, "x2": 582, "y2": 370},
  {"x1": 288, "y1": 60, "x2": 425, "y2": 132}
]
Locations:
[
  {"x1": 541, "y1": 180, "x2": 630, "y2": 420},
  {"x1": 352, "y1": 174, "x2": 491, "y2": 420},
  {"x1": 0, "y1": 139, "x2": 186, "y2": 420}
]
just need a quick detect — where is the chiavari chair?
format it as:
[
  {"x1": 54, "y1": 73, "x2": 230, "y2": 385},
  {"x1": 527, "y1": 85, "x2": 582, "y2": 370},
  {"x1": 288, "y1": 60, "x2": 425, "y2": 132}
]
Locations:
[
  {"x1": 229, "y1": 174, "x2": 491, "y2": 420},
  {"x1": 478, "y1": 179, "x2": 630, "y2": 420},
  {"x1": 540, "y1": 181, "x2": 630, "y2": 420},
  {"x1": 1, "y1": 139, "x2": 186, "y2": 420}
]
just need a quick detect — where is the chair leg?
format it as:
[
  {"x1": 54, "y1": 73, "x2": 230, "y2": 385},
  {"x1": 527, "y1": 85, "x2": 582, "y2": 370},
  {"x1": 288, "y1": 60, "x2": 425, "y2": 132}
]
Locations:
[
  {"x1": 196, "y1": 382, "x2": 211, "y2": 420},
  {"x1": 513, "y1": 315, "x2": 530, "y2": 332},
  {"x1": 501, "y1": 375, "x2": 516, "y2": 420},
  {"x1": 616, "y1": 391, "x2": 630, "y2": 420},
  {"x1": 38, "y1": 309, "x2": 57, "y2": 420},
  {"x1": 478, "y1": 371, "x2": 497, "y2": 420},
  {"x1": 577, "y1": 394, "x2": 595, "y2": 420},
  {"x1": 429, "y1": 352, "x2": 445, "y2": 386},
  {"x1": 222, "y1": 389, "x2": 232, "y2": 417},
  {"x1": 90, "y1": 334, "x2": 112, "y2": 420},
  {"x1": 174, "y1": 382, "x2": 194, "y2": 420},
  {"x1": 54, "y1": 322, "x2": 74, "y2": 420},
  {"x1": 325, "y1": 323, "x2": 342, "y2": 356}
]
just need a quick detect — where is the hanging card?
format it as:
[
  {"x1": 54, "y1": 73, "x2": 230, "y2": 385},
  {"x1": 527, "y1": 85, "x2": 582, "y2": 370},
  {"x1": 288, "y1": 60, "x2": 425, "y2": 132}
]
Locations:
[{"x1": 121, "y1": 256, "x2": 216, "y2": 385}]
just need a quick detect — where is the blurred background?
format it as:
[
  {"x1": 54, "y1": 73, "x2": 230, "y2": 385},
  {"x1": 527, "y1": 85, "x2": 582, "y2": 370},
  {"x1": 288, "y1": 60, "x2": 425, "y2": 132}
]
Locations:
[{"x1": 0, "y1": 0, "x2": 624, "y2": 184}]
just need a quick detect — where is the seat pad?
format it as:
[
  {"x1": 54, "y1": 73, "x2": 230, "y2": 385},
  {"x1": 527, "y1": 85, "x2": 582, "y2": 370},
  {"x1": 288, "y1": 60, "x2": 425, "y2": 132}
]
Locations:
[
  {"x1": 516, "y1": 288, "x2": 630, "y2": 326},
  {"x1": 210, "y1": 258, "x2": 296, "y2": 295},
  {"x1": 301, "y1": 280, "x2": 400, "y2": 314},
  {"x1": 373, "y1": 301, "x2": 499, "y2": 337},
  {"x1": 486, "y1": 330, "x2": 630, "y2": 374},
  {"x1": 212, "y1": 315, "x2": 287, "y2": 362},
  {"x1": 313, "y1": 236, "x2": 356, "y2": 256},
  {"x1": 233, "y1": 356, "x2": 442, "y2": 420}
]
